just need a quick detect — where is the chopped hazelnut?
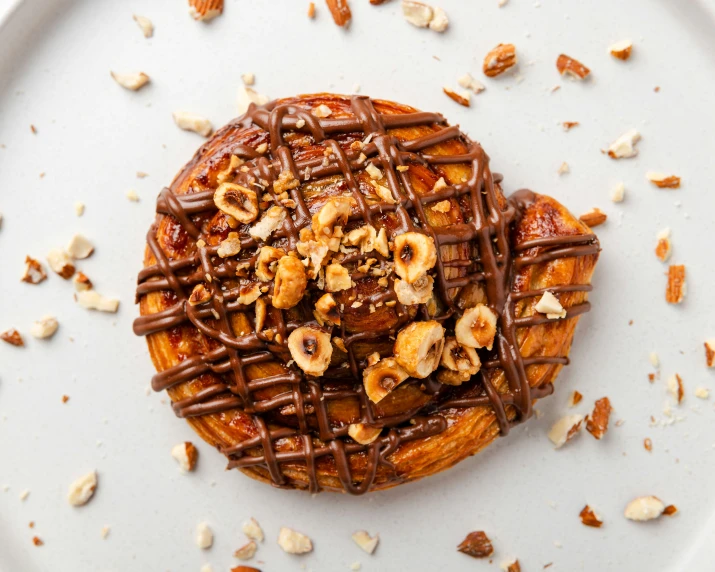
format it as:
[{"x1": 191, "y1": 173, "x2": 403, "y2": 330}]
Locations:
[
  {"x1": 188, "y1": 0, "x2": 223, "y2": 21},
  {"x1": 67, "y1": 471, "x2": 98, "y2": 506},
  {"x1": 76, "y1": 290, "x2": 120, "y2": 313},
  {"x1": 22, "y1": 256, "x2": 47, "y2": 284},
  {"x1": 624, "y1": 496, "x2": 666, "y2": 521},
  {"x1": 705, "y1": 340, "x2": 715, "y2": 368},
  {"x1": 30, "y1": 316, "x2": 59, "y2": 339},
  {"x1": 1, "y1": 328, "x2": 24, "y2": 347},
  {"x1": 133, "y1": 14, "x2": 154, "y2": 38},
  {"x1": 607, "y1": 129, "x2": 641, "y2": 159},
  {"x1": 534, "y1": 291, "x2": 566, "y2": 319},
  {"x1": 110, "y1": 71, "x2": 150, "y2": 91},
  {"x1": 610, "y1": 39, "x2": 633, "y2": 60},
  {"x1": 457, "y1": 531, "x2": 493, "y2": 558},
  {"x1": 196, "y1": 522, "x2": 213, "y2": 549},
  {"x1": 579, "y1": 505, "x2": 603, "y2": 528},
  {"x1": 665, "y1": 265, "x2": 686, "y2": 304},
  {"x1": 173, "y1": 111, "x2": 213, "y2": 137},
  {"x1": 243, "y1": 517, "x2": 264, "y2": 543},
  {"x1": 646, "y1": 172, "x2": 681, "y2": 189},
  {"x1": 352, "y1": 530, "x2": 379, "y2": 554},
  {"x1": 277, "y1": 527, "x2": 313, "y2": 554},
  {"x1": 585, "y1": 397, "x2": 612, "y2": 439},
  {"x1": 171, "y1": 442, "x2": 198, "y2": 472},
  {"x1": 548, "y1": 414, "x2": 584, "y2": 448},
  {"x1": 556, "y1": 54, "x2": 590, "y2": 79},
  {"x1": 47, "y1": 249, "x2": 75, "y2": 278}
]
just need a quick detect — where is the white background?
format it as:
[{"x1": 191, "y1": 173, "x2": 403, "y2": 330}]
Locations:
[{"x1": 1, "y1": 0, "x2": 714, "y2": 570}]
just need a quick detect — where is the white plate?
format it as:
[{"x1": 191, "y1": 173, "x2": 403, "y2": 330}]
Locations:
[{"x1": 1, "y1": 0, "x2": 714, "y2": 570}]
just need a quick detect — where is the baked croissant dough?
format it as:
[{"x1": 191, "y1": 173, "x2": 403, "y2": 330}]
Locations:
[{"x1": 134, "y1": 94, "x2": 599, "y2": 494}]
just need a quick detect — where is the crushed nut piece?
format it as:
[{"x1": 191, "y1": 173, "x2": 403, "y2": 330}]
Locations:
[
  {"x1": 483, "y1": 43, "x2": 517, "y2": 77},
  {"x1": 133, "y1": 14, "x2": 154, "y2": 37},
  {"x1": 277, "y1": 527, "x2": 313, "y2": 554},
  {"x1": 646, "y1": 172, "x2": 681, "y2": 189},
  {"x1": 610, "y1": 182, "x2": 626, "y2": 203},
  {"x1": 325, "y1": 263, "x2": 352, "y2": 292},
  {"x1": 273, "y1": 256, "x2": 307, "y2": 309},
  {"x1": 77, "y1": 290, "x2": 120, "y2": 313},
  {"x1": 67, "y1": 471, "x2": 98, "y2": 506},
  {"x1": 695, "y1": 386, "x2": 709, "y2": 399},
  {"x1": 562, "y1": 121, "x2": 579, "y2": 131},
  {"x1": 556, "y1": 54, "x2": 590, "y2": 79},
  {"x1": 394, "y1": 321, "x2": 445, "y2": 378},
  {"x1": 394, "y1": 275, "x2": 434, "y2": 306},
  {"x1": 75, "y1": 201, "x2": 85, "y2": 216},
  {"x1": 348, "y1": 423, "x2": 382, "y2": 445},
  {"x1": 644, "y1": 437, "x2": 652, "y2": 451},
  {"x1": 607, "y1": 129, "x2": 641, "y2": 159},
  {"x1": 586, "y1": 397, "x2": 612, "y2": 439},
  {"x1": 665, "y1": 265, "x2": 686, "y2": 304},
  {"x1": 457, "y1": 531, "x2": 493, "y2": 558},
  {"x1": 705, "y1": 340, "x2": 715, "y2": 368},
  {"x1": 624, "y1": 496, "x2": 666, "y2": 521},
  {"x1": 241, "y1": 72, "x2": 255, "y2": 86},
  {"x1": 609, "y1": 39, "x2": 633, "y2": 60},
  {"x1": 579, "y1": 505, "x2": 603, "y2": 528},
  {"x1": 352, "y1": 530, "x2": 379, "y2": 554},
  {"x1": 126, "y1": 189, "x2": 140, "y2": 202},
  {"x1": 243, "y1": 517, "x2": 264, "y2": 543},
  {"x1": 579, "y1": 208, "x2": 607, "y2": 228},
  {"x1": 173, "y1": 111, "x2": 213, "y2": 137},
  {"x1": 393, "y1": 232, "x2": 437, "y2": 283},
  {"x1": 443, "y1": 87, "x2": 470, "y2": 107},
  {"x1": 402, "y1": 0, "x2": 433, "y2": 28},
  {"x1": 22, "y1": 256, "x2": 47, "y2": 284},
  {"x1": 326, "y1": 0, "x2": 351, "y2": 27},
  {"x1": 171, "y1": 442, "x2": 198, "y2": 472},
  {"x1": 250, "y1": 206, "x2": 287, "y2": 241},
  {"x1": 557, "y1": 161, "x2": 570, "y2": 175},
  {"x1": 110, "y1": 71, "x2": 150, "y2": 91},
  {"x1": 568, "y1": 390, "x2": 583, "y2": 407},
  {"x1": 667, "y1": 374, "x2": 684, "y2": 404},
  {"x1": 66, "y1": 234, "x2": 94, "y2": 259},
  {"x1": 196, "y1": 522, "x2": 213, "y2": 549},
  {"x1": 234, "y1": 540, "x2": 257, "y2": 560},
  {"x1": 308, "y1": 2, "x2": 316, "y2": 18},
  {"x1": 548, "y1": 414, "x2": 584, "y2": 448},
  {"x1": 663, "y1": 505, "x2": 678, "y2": 516},
  {"x1": 458, "y1": 73, "x2": 486, "y2": 94},
  {"x1": 1, "y1": 328, "x2": 24, "y2": 347},
  {"x1": 189, "y1": 0, "x2": 223, "y2": 21},
  {"x1": 32, "y1": 536, "x2": 43, "y2": 546},
  {"x1": 30, "y1": 316, "x2": 59, "y2": 339},
  {"x1": 217, "y1": 232, "x2": 242, "y2": 258},
  {"x1": 237, "y1": 87, "x2": 269, "y2": 115},
  {"x1": 655, "y1": 228, "x2": 671, "y2": 262},
  {"x1": 535, "y1": 291, "x2": 567, "y2": 319},
  {"x1": 73, "y1": 272, "x2": 92, "y2": 292},
  {"x1": 47, "y1": 249, "x2": 75, "y2": 279}
]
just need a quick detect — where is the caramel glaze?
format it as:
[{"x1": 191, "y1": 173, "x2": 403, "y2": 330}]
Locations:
[{"x1": 134, "y1": 95, "x2": 600, "y2": 494}]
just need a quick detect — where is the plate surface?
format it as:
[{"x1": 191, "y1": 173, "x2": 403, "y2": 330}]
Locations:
[{"x1": 1, "y1": 0, "x2": 715, "y2": 570}]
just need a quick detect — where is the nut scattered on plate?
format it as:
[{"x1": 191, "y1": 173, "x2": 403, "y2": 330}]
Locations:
[
  {"x1": 705, "y1": 340, "x2": 715, "y2": 368},
  {"x1": 646, "y1": 172, "x2": 681, "y2": 189},
  {"x1": 579, "y1": 505, "x2": 603, "y2": 528},
  {"x1": 457, "y1": 531, "x2": 494, "y2": 558},
  {"x1": 483, "y1": 43, "x2": 517, "y2": 77},
  {"x1": 607, "y1": 129, "x2": 641, "y2": 159},
  {"x1": 352, "y1": 530, "x2": 379, "y2": 554},
  {"x1": 585, "y1": 397, "x2": 612, "y2": 439},
  {"x1": 568, "y1": 390, "x2": 583, "y2": 407},
  {"x1": 67, "y1": 234, "x2": 94, "y2": 259},
  {"x1": 610, "y1": 182, "x2": 625, "y2": 203},
  {"x1": 196, "y1": 522, "x2": 213, "y2": 549},
  {"x1": 241, "y1": 72, "x2": 255, "y2": 86},
  {"x1": 173, "y1": 111, "x2": 213, "y2": 137},
  {"x1": 237, "y1": 87, "x2": 269, "y2": 115},
  {"x1": 30, "y1": 316, "x2": 59, "y2": 339},
  {"x1": 326, "y1": 0, "x2": 352, "y2": 27},
  {"x1": 308, "y1": 2, "x2": 316, "y2": 18},
  {"x1": 624, "y1": 496, "x2": 669, "y2": 522},
  {"x1": 562, "y1": 121, "x2": 579, "y2": 131},
  {"x1": 609, "y1": 39, "x2": 633, "y2": 60},
  {"x1": 458, "y1": 73, "x2": 486, "y2": 94},
  {"x1": 667, "y1": 374, "x2": 684, "y2": 404},
  {"x1": 277, "y1": 527, "x2": 313, "y2": 554},
  {"x1": 644, "y1": 438, "x2": 653, "y2": 451},
  {"x1": 73, "y1": 272, "x2": 92, "y2": 292},
  {"x1": 665, "y1": 265, "x2": 686, "y2": 304},
  {"x1": 401, "y1": 1, "x2": 449, "y2": 32},
  {"x1": 67, "y1": 470, "x2": 98, "y2": 506},
  {"x1": 171, "y1": 441, "x2": 198, "y2": 472},
  {"x1": 22, "y1": 256, "x2": 47, "y2": 284},
  {"x1": 548, "y1": 414, "x2": 584, "y2": 448},
  {"x1": 557, "y1": 161, "x2": 570, "y2": 175},
  {"x1": 76, "y1": 290, "x2": 120, "y2": 313},
  {"x1": 243, "y1": 518, "x2": 264, "y2": 543},
  {"x1": 110, "y1": 71, "x2": 150, "y2": 91},
  {"x1": 133, "y1": 14, "x2": 154, "y2": 38},
  {"x1": 654, "y1": 228, "x2": 672, "y2": 262},
  {"x1": 1, "y1": 328, "x2": 24, "y2": 347},
  {"x1": 47, "y1": 249, "x2": 75, "y2": 278},
  {"x1": 126, "y1": 189, "x2": 140, "y2": 202},
  {"x1": 501, "y1": 560, "x2": 521, "y2": 572},
  {"x1": 234, "y1": 540, "x2": 257, "y2": 560},
  {"x1": 443, "y1": 87, "x2": 470, "y2": 107},
  {"x1": 74, "y1": 202, "x2": 85, "y2": 216},
  {"x1": 579, "y1": 208, "x2": 607, "y2": 228},
  {"x1": 556, "y1": 54, "x2": 590, "y2": 79},
  {"x1": 189, "y1": 0, "x2": 224, "y2": 21},
  {"x1": 694, "y1": 386, "x2": 709, "y2": 399}
]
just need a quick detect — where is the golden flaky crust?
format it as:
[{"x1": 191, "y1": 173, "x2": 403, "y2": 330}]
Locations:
[{"x1": 138, "y1": 94, "x2": 599, "y2": 493}]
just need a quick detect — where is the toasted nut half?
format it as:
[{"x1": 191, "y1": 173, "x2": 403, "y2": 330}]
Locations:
[
  {"x1": 273, "y1": 256, "x2": 307, "y2": 309},
  {"x1": 363, "y1": 357, "x2": 410, "y2": 403},
  {"x1": 483, "y1": 43, "x2": 517, "y2": 77},
  {"x1": 171, "y1": 441, "x2": 198, "y2": 472},
  {"x1": 278, "y1": 527, "x2": 312, "y2": 554},
  {"x1": 314, "y1": 293, "x2": 340, "y2": 326},
  {"x1": 440, "y1": 336, "x2": 481, "y2": 377},
  {"x1": 352, "y1": 530, "x2": 379, "y2": 554},
  {"x1": 348, "y1": 423, "x2": 382, "y2": 445},
  {"x1": 394, "y1": 320, "x2": 445, "y2": 378},
  {"x1": 393, "y1": 232, "x2": 437, "y2": 284},
  {"x1": 312, "y1": 197, "x2": 352, "y2": 242},
  {"x1": 624, "y1": 496, "x2": 666, "y2": 521},
  {"x1": 214, "y1": 183, "x2": 259, "y2": 224},
  {"x1": 556, "y1": 54, "x2": 590, "y2": 79},
  {"x1": 67, "y1": 471, "x2": 98, "y2": 506},
  {"x1": 455, "y1": 304, "x2": 497, "y2": 350},
  {"x1": 287, "y1": 327, "x2": 332, "y2": 376},
  {"x1": 255, "y1": 246, "x2": 285, "y2": 281},
  {"x1": 394, "y1": 274, "x2": 434, "y2": 305},
  {"x1": 189, "y1": 283, "x2": 212, "y2": 306}
]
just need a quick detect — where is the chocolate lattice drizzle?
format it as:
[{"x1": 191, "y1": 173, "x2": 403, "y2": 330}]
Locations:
[{"x1": 134, "y1": 95, "x2": 599, "y2": 494}]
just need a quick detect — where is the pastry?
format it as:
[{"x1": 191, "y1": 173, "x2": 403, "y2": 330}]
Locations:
[{"x1": 134, "y1": 94, "x2": 600, "y2": 494}]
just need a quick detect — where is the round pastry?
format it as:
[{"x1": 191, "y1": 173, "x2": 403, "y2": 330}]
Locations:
[{"x1": 134, "y1": 93, "x2": 600, "y2": 494}]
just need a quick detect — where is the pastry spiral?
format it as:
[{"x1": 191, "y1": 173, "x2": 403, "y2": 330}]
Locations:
[{"x1": 134, "y1": 93, "x2": 599, "y2": 494}]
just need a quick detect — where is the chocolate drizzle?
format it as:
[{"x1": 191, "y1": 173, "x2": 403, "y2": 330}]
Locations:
[{"x1": 133, "y1": 95, "x2": 599, "y2": 494}]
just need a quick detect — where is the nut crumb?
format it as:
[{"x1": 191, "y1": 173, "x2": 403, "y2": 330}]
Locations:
[
  {"x1": 308, "y1": 2, "x2": 316, "y2": 18},
  {"x1": 173, "y1": 111, "x2": 213, "y2": 137},
  {"x1": 243, "y1": 517, "x2": 264, "y2": 543},
  {"x1": 171, "y1": 441, "x2": 198, "y2": 472},
  {"x1": 277, "y1": 527, "x2": 313, "y2": 554},
  {"x1": 586, "y1": 397, "x2": 612, "y2": 439},
  {"x1": 548, "y1": 414, "x2": 584, "y2": 448},
  {"x1": 196, "y1": 522, "x2": 213, "y2": 549},
  {"x1": 568, "y1": 390, "x2": 582, "y2": 407},
  {"x1": 646, "y1": 172, "x2": 681, "y2": 189},
  {"x1": 443, "y1": 87, "x2": 470, "y2": 107},
  {"x1": 607, "y1": 129, "x2": 641, "y2": 159},
  {"x1": 609, "y1": 39, "x2": 633, "y2": 61},
  {"x1": 74, "y1": 202, "x2": 85, "y2": 216},
  {"x1": 705, "y1": 340, "x2": 715, "y2": 368},
  {"x1": 667, "y1": 374, "x2": 684, "y2": 404},
  {"x1": 126, "y1": 189, "x2": 140, "y2": 202},
  {"x1": 610, "y1": 182, "x2": 625, "y2": 203},
  {"x1": 665, "y1": 265, "x2": 686, "y2": 304},
  {"x1": 624, "y1": 496, "x2": 667, "y2": 521},
  {"x1": 695, "y1": 386, "x2": 709, "y2": 399},
  {"x1": 77, "y1": 290, "x2": 120, "y2": 313},
  {"x1": 458, "y1": 73, "x2": 486, "y2": 94},
  {"x1": 133, "y1": 14, "x2": 154, "y2": 38},
  {"x1": 579, "y1": 505, "x2": 603, "y2": 528},
  {"x1": 352, "y1": 530, "x2": 379, "y2": 554},
  {"x1": 1, "y1": 329, "x2": 24, "y2": 347},
  {"x1": 101, "y1": 525, "x2": 110, "y2": 539},
  {"x1": 556, "y1": 54, "x2": 590, "y2": 79},
  {"x1": 326, "y1": 0, "x2": 351, "y2": 27},
  {"x1": 110, "y1": 71, "x2": 150, "y2": 91},
  {"x1": 32, "y1": 536, "x2": 43, "y2": 546},
  {"x1": 234, "y1": 540, "x2": 257, "y2": 560},
  {"x1": 189, "y1": 0, "x2": 224, "y2": 21},
  {"x1": 67, "y1": 471, "x2": 98, "y2": 506},
  {"x1": 562, "y1": 121, "x2": 579, "y2": 131},
  {"x1": 30, "y1": 316, "x2": 59, "y2": 339},
  {"x1": 655, "y1": 228, "x2": 671, "y2": 262},
  {"x1": 644, "y1": 437, "x2": 652, "y2": 451},
  {"x1": 579, "y1": 208, "x2": 607, "y2": 227},
  {"x1": 22, "y1": 256, "x2": 47, "y2": 284},
  {"x1": 67, "y1": 234, "x2": 94, "y2": 259},
  {"x1": 457, "y1": 531, "x2": 493, "y2": 558}
]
